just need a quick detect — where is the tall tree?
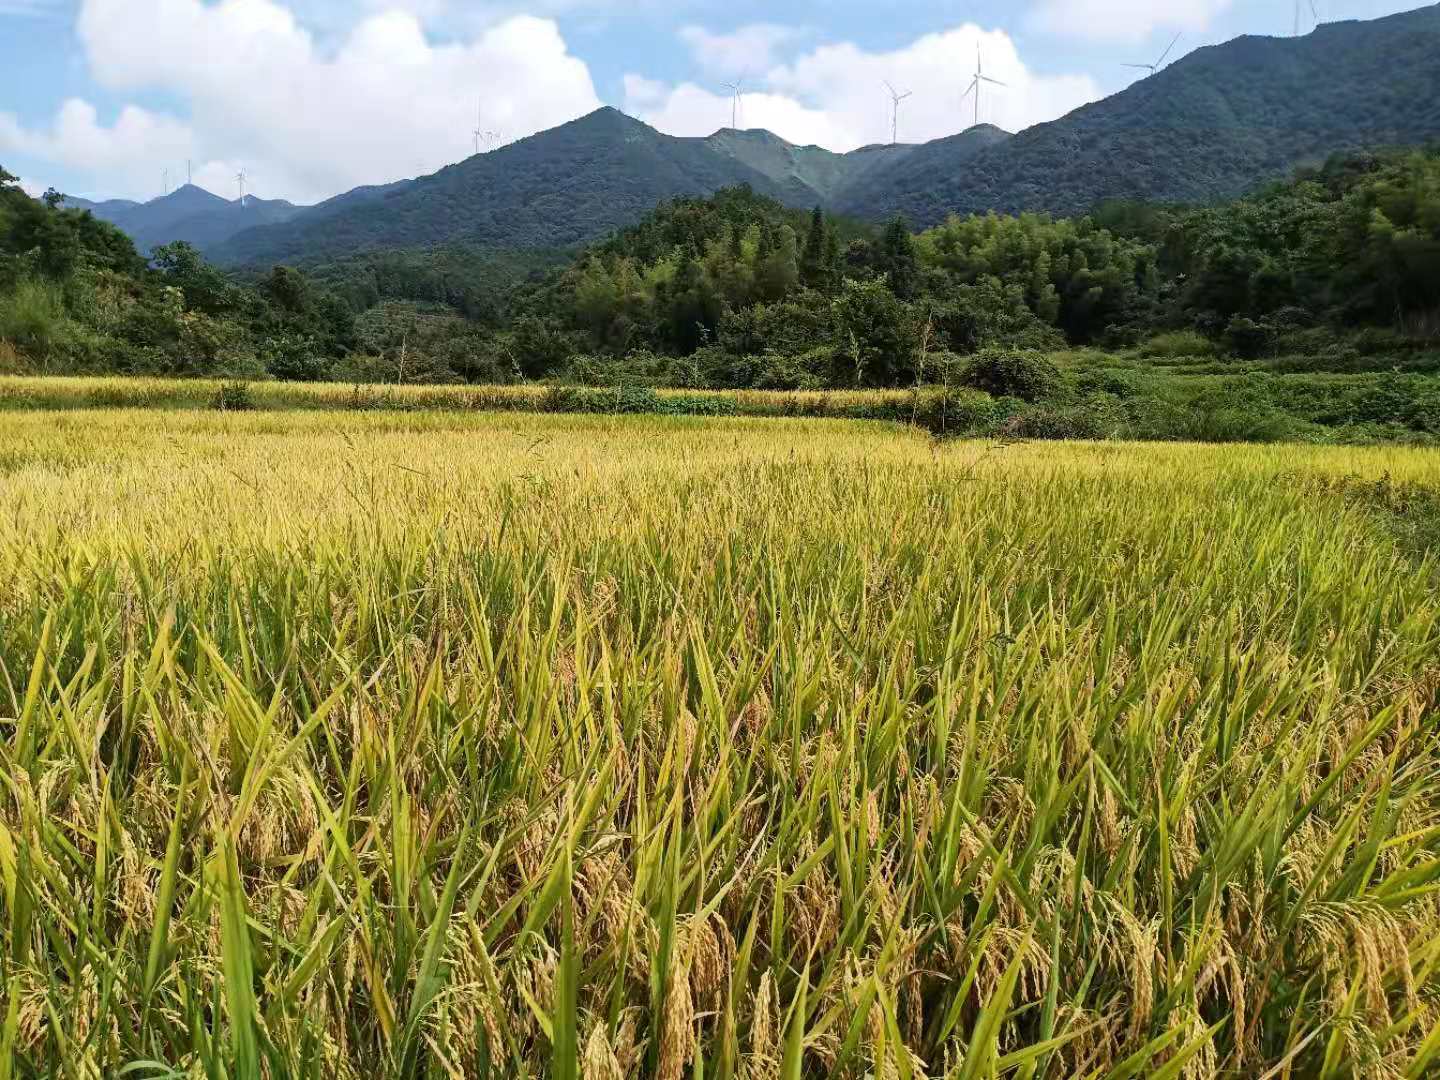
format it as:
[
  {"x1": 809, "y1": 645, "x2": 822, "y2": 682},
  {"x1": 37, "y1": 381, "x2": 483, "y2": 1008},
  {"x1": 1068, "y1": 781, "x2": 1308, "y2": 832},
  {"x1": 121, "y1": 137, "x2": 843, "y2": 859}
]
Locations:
[
  {"x1": 876, "y1": 216, "x2": 920, "y2": 300},
  {"x1": 801, "y1": 206, "x2": 827, "y2": 288}
]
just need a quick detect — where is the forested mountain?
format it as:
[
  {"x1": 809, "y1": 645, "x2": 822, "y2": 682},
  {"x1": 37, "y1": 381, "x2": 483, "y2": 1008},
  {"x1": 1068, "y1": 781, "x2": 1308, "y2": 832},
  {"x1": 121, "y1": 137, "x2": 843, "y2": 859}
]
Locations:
[
  {"x1": 6, "y1": 145, "x2": 1440, "y2": 398},
  {"x1": 64, "y1": 184, "x2": 305, "y2": 256},
  {"x1": 705, "y1": 130, "x2": 921, "y2": 203},
  {"x1": 209, "y1": 109, "x2": 806, "y2": 268},
  {"x1": 62, "y1": 6, "x2": 1440, "y2": 274},
  {"x1": 839, "y1": 4, "x2": 1440, "y2": 223},
  {"x1": 63, "y1": 194, "x2": 140, "y2": 218},
  {"x1": 206, "y1": 110, "x2": 953, "y2": 269}
]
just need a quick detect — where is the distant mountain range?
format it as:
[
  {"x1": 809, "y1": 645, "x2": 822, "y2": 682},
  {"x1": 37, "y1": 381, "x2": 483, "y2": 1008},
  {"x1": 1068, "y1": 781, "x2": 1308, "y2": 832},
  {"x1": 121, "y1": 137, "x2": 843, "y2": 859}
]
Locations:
[
  {"x1": 67, "y1": 4, "x2": 1440, "y2": 269},
  {"x1": 65, "y1": 184, "x2": 305, "y2": 256},
  {"x1": 204, "y1": 113, "x2": 933, "y2": 268},
  {"x1": 836, "y1": 5, "x2": 1440, "y2": 223}
]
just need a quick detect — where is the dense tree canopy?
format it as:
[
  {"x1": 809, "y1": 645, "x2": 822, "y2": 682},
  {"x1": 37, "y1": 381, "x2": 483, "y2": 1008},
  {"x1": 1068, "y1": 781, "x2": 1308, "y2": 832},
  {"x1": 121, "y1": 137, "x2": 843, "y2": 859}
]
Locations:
[
  {"x1": 3, "y1": 149, "x2": 1438, "y2": 388},
  {"x1": 1, "y1": 169, "x2": 354, "y2": 378}
]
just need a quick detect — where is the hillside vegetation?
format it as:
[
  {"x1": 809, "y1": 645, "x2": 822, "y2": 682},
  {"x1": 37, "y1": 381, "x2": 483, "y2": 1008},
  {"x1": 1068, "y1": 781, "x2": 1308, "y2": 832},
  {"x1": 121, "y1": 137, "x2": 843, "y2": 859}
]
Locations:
[
  {"x1": 0, "y1": 170, "x2": 356, "y2": 379},
  {"x1": 838, "y1": 5, "x2": 1440, "y2": 224},
  {"x1": 210, "y1": 110, "x2": 848, "y2": 268},
  {"x1": 4, "y1": 148, "x2": 1440, "y2": 443}
]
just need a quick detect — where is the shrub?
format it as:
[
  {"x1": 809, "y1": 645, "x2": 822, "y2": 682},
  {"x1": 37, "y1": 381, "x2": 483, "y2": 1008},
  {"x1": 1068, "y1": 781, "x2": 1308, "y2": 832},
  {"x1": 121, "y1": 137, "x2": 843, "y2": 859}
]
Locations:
[
  {"x1": 263, "y1": 335, "x2": 333, "y2": 382},
  {"x1": 911, "y1": 388, "x2": 1005, "y2": 436},
  {"x1": 962, "y1": 349, "x2": 1062, "y2": 403},
  {"x1": 0, "y1": 338, "x2": 28, "y2": 374},
  {"x1": 0, "y1": 279, "x2": 68, "y2": 357},
  {"x1": 1139, "y1": 330, "x2": 1216, "y2": 359},
  {"x1": 655, "y1": 393, "x2": 738, "y2": 417},
  {"x1": 211, "y1": 381, "x2": 256, "y2": 412},
  {"x1": 1002, "y1": 395, "x2": 1129, "y2": 441},
  {"x1": 1224, "y1": 317, "x2": 1272, "y2": 360},
  {"x1": 1073, "y1": 369, "x2": 1142, "y2": 399},
  {"x1": 1188, "y1": 406, "x2": 1295, "y2": 443}
]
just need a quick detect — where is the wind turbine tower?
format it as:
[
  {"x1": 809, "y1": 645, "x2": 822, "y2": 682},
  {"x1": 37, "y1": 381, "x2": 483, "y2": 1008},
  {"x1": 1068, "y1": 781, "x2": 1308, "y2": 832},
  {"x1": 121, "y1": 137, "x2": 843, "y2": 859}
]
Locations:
[
  {"x1": 722, "y1": 77, "x2": 745, "y2": 129},
  {"x1": 235, "y1": 169, "x2": 248, "y2": 208},
  {"x1": 960, "y1": 46, "x2": 1006, "y2": 130},
  {"x1": 884, "y1": 81, "x2": 913, "y2": 145},
  {"x1": 1123, "y1": 32, "x2": 1182, "y2": 77}
]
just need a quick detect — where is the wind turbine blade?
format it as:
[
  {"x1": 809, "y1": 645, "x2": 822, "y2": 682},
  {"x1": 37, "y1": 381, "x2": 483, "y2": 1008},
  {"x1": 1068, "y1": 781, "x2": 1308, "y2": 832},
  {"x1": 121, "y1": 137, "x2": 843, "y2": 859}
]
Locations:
[
  {"x1": 1155, "y1": 32, "x2": 1182, "y2": 69},
  {"x1": 980, "y1": 76, "x2": 1007, "y2": 87},
  {"x1": 1122, "y1": 63, "x2": 1153, "y2": 70}
]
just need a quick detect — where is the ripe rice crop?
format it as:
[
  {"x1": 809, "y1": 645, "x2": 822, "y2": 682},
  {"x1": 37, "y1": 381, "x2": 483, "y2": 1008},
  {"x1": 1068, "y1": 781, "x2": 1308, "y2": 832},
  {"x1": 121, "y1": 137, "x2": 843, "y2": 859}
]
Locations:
[{"x1": 2, "y1": 407, "x2": 1440, "y2": 1077}]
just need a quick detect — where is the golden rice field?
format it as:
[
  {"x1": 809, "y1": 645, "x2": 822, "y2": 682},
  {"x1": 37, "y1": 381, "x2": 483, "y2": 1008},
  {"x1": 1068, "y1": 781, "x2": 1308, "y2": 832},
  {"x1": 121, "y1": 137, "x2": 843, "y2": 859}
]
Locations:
[{"x1": 2, "y1": 406, "x2": 1440, "y2": 1078}]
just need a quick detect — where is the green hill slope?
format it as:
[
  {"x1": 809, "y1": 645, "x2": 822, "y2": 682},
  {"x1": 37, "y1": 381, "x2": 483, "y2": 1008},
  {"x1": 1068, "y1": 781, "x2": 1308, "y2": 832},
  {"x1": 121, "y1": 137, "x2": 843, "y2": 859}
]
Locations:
[
  {"x1": 837, "y1": 5, "x2": 1440, "y2": 224},
  {"x1": 210, "y1": 109, "x2": 815, "y2": 268}
]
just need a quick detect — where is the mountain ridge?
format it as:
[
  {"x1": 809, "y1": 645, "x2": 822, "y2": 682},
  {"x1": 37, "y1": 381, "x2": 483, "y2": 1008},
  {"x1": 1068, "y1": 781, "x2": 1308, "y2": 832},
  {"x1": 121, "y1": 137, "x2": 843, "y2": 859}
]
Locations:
[
  {"x1": 66, "y1": 183, "x2": 307, "y2": 256},
  {"x1": 836, "y1": 5, "x2": 1440, "y2": 223},
  {"x1": 67, "y1": 4, "x2": 1440, "y2": 268}
]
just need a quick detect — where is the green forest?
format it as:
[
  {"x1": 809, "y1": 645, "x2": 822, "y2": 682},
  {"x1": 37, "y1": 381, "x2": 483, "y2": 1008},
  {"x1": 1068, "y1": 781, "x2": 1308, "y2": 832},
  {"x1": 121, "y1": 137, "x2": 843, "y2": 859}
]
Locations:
[{"x1": 3, "y1": 149, "x2": 1440, "y2": 438}]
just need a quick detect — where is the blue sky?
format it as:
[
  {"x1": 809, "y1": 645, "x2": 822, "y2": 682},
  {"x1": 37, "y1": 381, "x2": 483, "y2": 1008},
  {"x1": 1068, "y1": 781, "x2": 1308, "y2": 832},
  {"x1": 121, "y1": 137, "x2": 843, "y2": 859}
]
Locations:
[{"x1": 1, "y1": 0, "x2": 1432, "y2": 203}]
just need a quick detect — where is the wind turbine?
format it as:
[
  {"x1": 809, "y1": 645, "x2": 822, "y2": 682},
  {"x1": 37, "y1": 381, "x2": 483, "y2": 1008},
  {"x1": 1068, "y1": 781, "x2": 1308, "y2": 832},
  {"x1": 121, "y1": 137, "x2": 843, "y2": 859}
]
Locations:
[
  {"x1": 960, "y1": 46, "x2": 1006, "y2": 130},
  {"x1": 722, "y1": 77, "x2": 745, "y2": 129},
  {"x1": 884, "y1": 80, "x2": 913, "y2": 145},
  {"x1": 1123, "y1": 32, "x2": 1182, "y2": 77},
  {"x1": 162, "y1": 168, "x2": 170, "y2": 197},
  {"x1": 1294, "y1": 0, "x2": 1320, "y2": 35},
  {"x1": 235, "y1": 169, "x2": 248, "y2": 208}
]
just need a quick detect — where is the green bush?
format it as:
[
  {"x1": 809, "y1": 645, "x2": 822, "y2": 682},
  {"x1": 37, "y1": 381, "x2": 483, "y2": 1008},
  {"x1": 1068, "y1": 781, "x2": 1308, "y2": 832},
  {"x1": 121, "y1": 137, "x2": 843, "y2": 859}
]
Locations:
[
  {"x1": 1002, "y1": 395, "x2": 1130, "y2": 441},
  {"x1": 263, "y1": 335, "x2": 334, "y2": 382},
  {"x1": 211, "y1": 381, "x2": 256, "y2": 412},
  {"x1": 1139, "y1": 331, "x2": 1216, "y2": 359},
  {"x1": 962, "y1": 349, "x2": 1062, "y2": 403},
  {"x1": 654, "y1": 393, "x2": 738, "y2": 417},
  {"x1": 0, "y1": 279, "x2": 68, "y2": 357},
  {"x1": 1224, "y1": 317, "x2": 1273, "y2": 360}
]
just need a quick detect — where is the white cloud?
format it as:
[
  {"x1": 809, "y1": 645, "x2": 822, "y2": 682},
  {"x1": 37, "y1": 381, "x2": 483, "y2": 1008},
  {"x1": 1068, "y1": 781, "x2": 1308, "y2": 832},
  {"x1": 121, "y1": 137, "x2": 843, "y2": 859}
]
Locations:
[
  {"x1": 678, "y1": 23, "x2": 805, "y2": 79},
  {"x1": 628, "y1": 24, "x2": 1101, "y2": 151},
  {"x1": 0, "y1": 99, "x2": 197, "y2": 200},
  {"x1": 17, "y1": 177, "x2": 46, "y2": 198},
  {"x1": 626, "y1": 77, "x2": 862, "y2": 149},
  {"x1": 1028, "y1": 0, "x2": 1233, "y2": 43},
  {"x1": 4, "y1": 0, "x2": 604, "y2": 202}
]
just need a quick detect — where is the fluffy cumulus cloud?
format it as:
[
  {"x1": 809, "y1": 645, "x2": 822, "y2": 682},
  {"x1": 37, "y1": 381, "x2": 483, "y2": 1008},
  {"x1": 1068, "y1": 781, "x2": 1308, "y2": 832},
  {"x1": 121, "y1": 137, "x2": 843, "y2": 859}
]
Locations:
[
  {"x1": 628, "y1": 23, "x2": 1101, "y2": 151},
  {"x1": 2, "y1": 0, "x2": 602, "y2": 202},
  {"x1": 0, "y1": 100, "x2": 197, "y2": 199},
  {"x1": 1028, "y1": 0, "x2": 1233, "y2": 43},
  {"x1": 3, "y1": 2, "x2": 1109, "y2": 203},
  {"x1": 677, "y1": 23, "x2": 806, "y2": 79}
]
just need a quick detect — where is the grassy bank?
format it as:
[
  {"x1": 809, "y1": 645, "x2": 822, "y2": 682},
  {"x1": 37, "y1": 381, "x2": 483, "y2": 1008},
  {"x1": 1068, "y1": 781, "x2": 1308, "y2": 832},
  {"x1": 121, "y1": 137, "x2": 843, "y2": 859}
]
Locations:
[{"x1": 8, "y1": 365, "x2": 1440, "y2": 444}]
